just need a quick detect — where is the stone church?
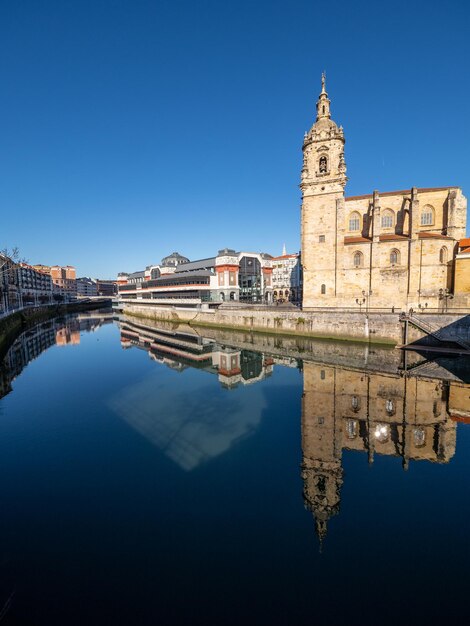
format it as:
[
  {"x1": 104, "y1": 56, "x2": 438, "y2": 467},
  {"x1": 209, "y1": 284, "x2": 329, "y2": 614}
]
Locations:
[{"x1": 300, "y1": 75, "x2": 468, "y2": 310}]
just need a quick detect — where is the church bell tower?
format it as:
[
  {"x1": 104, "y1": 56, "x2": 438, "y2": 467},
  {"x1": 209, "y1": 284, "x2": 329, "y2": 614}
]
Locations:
[{"x1": 300, "y1": 74, "x2": 347, "y2": 308}]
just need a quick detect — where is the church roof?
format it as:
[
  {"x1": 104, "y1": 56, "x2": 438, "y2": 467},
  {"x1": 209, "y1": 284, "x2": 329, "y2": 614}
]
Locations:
[{"x1": 345, "y1": 186, "x2": 459, "y2": 201}]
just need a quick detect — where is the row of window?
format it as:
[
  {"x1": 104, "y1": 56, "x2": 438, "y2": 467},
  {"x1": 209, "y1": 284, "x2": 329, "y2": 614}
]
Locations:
[
  {"x1": 352, "y1": 246, "x2": 448, "y2": 268},
  {"x1": 348, "y1": 205, "x2": 436, "y2": 232}
]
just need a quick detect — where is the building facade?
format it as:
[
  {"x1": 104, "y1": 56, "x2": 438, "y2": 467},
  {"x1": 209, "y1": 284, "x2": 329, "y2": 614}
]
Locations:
[
  {"x1": 34, "y1": 265, "x2": 77, "y2": 300},
  {"x1": 271, "y1": 248, "x2": 302, "y2": 304},
  {"x1": 300, "y1": 75, "x2": 468, "y2": 310},
  {"x1": 76, "y1": 277, "x2": 98, "y2": 297},
  {"x1": 118, "y1": 250, "x2": 273, "y2": 305},
  {"x1": 0, "y1": 253, "x2": 20, "y2": 313},
  {"x1": 17, "y1": 264, "x2": 53, "y2": 305}
]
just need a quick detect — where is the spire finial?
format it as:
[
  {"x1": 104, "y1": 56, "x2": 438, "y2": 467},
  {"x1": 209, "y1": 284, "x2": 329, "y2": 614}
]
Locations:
[
  {"x1": 282, "y1": 243, "x2": 287, "y2": 256},
  {"x1": 321, "y1": 71, "x2": 326, "y2": 94}
]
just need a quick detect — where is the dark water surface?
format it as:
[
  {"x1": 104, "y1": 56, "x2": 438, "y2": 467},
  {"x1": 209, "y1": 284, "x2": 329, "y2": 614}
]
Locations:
[{"x1": 0, "y1": 312, "x2": 469, "y2": 625}]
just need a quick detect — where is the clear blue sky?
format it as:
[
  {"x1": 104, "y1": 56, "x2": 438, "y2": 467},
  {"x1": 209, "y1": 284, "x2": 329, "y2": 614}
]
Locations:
[{"x1": 1, "y1": 0, "x2": 469, "y2": 278}]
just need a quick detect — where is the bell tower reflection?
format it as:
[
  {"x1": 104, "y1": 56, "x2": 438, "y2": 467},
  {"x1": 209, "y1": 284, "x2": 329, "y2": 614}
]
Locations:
[
  {"x1": 301, "y1": 362, "x2": 462, "y2": 545},
  {"x1": 302, "y1": 366, "x2": 343, "y2": 545}
]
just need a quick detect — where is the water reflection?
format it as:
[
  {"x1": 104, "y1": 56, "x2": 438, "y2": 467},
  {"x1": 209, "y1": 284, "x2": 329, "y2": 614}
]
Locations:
[
  {"x1": 117, "y1": 314, "x2": 470, "y2": 544},
  {"x1": 0, "y1": 311, "x2": 113, "y2": 400},
  {"x1": 111, "y1": 317, "x2": 278, "y2": 470},
  {"x1": 301, "y1": 363, "x2": 470, "y2": 544}
]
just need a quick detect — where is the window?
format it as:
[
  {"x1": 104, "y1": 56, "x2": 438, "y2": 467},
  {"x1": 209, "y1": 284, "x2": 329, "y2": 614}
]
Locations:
[
  {"x1": 351, "y1": 396, "x2": 360, "y2": 412},
  {"x1": 320, "y1": 370, "x2": 325, "y2": 380},
  {"x1": 421, "y1": 205, "x2": 434, "y2": 226},
  {"x1": 413, "y1": 427, "x2": 426, "y2": 447},
  {"x1": 353, "y1": 251, "x2": 363, "y2": 268},
  {"x1": 349, "y1": 212, "x2": 361, "y2": 232},
  {"x1": 318, "y1": 416, "x2": 324, "y2": 425},
  {"x1": 439, "y1": 247, "x2": 448, "y2": 264},
  {"x1": 321, "y1": 284, "x2": 326, "y2": 294},
  {"x1": 385, "y1": 399, "x2": 395, "y2": 415},
  {"x1": 347, "y1": 419, "x2": 358, "y2": 439},
  {"x1": 319, "y1": 156, "x2": 328, "y2": 173},
  {"x1": 390, "y1": 249, "x2": 400, "y2": 265},
  {"x1": 319, "y1": 235, "x2": 325, "y2": 243},
  {"x1": 381, "y1": 210, "x2": 394, "y2": 229}
]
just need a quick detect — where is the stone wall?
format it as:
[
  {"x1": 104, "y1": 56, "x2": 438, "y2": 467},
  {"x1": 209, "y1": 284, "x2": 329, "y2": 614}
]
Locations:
[{"x1": 118, "y1": 301, "x2": 470, "y2": 347}]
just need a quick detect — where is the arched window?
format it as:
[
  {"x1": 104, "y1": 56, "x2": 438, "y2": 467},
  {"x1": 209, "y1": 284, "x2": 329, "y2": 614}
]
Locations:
[
  {"x1": 351, "y1": 396, "x2": 360, "y2": 412},
  {"x1": 390, "y1": 249, "x2": 400, "y2": 265},
  {"x1": 347, "y1": 419, "x2": 358, "y2": 439},
  {"x1": 321, "y1": 284, "x2": 326, "y2": 294},
  {"x1": 353, "y1": 251, "x2": 363, "y2": 268},
  {"x1": 348, "y1": 212, "x2": 361, "y2": 232},
  {"x1": 381, "y1": 209, "x2": 394, "y2": 229},
  {"x1": 385, "y1": 399, "x2": 395, "y2": 415},
  {"x1": 421, "y1": 205, "x2": 435, "y2": 226},
  {"x1": 439, "y1": 247, "x2": 448, "y2": 264},
  {"x1": 413, "y1": 427, "x2": 426, "y2": 447},
  {"x1": 319, "y1": 156, "x2": 328, "y2": 173}
]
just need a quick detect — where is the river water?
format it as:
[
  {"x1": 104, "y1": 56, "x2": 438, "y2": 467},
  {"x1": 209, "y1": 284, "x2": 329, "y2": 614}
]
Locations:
[{"x1": 0, "y1": 311, "x2": 469, "y2": 625}]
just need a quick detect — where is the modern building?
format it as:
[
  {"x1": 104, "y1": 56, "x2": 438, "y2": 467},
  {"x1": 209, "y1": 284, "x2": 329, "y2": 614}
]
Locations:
[
  {"x1": 300, "y1": 75, "x2": 468, "y2": 310},
  {"x1": 95, "y1": 279, "x2": 117, "y2": 297},
  {"x1": 117, "y1": 250, "x2": 273, "y2": 305},
  {"x1": 271, "y1": 246, "x2": 302, "y2": 304},
  {"x1": 76, "y1": 277, "x2": 98, "y2": 297}
]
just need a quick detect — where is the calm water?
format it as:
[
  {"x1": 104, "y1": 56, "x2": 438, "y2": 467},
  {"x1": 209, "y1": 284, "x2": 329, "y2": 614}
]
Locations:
[{"x1": 0, "y1": 311, "x2": 469, "y2": 625}]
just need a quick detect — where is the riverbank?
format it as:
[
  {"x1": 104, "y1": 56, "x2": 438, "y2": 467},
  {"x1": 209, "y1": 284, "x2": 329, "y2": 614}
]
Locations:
[
  {"x1": 0, "y1": 300, "x2": 112, "y2": 358},
  {"x1": 117, "y1": 301, "x2": 470, "y2": 347}
]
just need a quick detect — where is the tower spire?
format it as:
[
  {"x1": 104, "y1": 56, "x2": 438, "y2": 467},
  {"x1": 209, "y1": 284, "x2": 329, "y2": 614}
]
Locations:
[{"x1": 316, "y1": 72, "x2": 331, "y2": 120}]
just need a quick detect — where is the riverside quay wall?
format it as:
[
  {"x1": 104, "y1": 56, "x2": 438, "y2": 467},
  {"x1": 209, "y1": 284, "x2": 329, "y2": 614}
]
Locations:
[{"x1": 117, "y1": 301, "x2": 470, "y2": 346}]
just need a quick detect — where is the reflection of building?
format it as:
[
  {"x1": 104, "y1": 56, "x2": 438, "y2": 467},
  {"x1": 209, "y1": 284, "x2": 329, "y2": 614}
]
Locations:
[
  {"x1": 0, "y1": 313, "x2": 113, "y2": 401},
  {"x1": 117, "y1": 249, "x2": 273, "y2": 305},
  {"x1": 302, "y1": 362, "x2": 465, "y2": 545},
  {"x1": 55, "y1": 319, "x2": 81, "y2": 345},
  {"x1": 301, "y1": 75, "x2": 468, "y2": 310},
  {"x1": 118, "y1": 317, "x2": 274, "y2": 388}
]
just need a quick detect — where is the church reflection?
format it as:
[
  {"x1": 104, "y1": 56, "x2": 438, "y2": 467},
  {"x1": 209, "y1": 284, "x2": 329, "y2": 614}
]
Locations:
[
  {"x1": 301, "y1": 361, "x2": 470, "y2": 545},
  {"x1": 0, "y1": 311, "x2": 113, "y2": 400}
]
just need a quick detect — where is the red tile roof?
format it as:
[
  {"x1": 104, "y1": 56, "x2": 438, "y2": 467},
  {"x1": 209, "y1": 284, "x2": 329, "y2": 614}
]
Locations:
[{"x1": 271, "y1": 254, "x2": 299, "y2": 260}]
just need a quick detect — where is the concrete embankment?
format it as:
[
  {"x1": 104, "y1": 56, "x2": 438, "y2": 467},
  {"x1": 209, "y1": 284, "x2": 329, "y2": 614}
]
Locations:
[
  {"x1": 0, "y1": 300, "x2": 112, "y2": 357},
  {"x1": 117, "y1": 301, "x2": 470, "y2": 347}
]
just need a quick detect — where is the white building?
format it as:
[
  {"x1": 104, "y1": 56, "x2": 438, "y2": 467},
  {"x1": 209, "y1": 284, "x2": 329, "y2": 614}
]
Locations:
[{"x1": 271, "y1": 248, "x2": 302, "y2": 304}]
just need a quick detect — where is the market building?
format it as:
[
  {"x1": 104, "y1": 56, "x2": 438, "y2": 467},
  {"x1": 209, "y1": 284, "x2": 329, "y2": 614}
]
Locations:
[{"x1": 117, "y1": 250, "x2": 273, "y2": 305}]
